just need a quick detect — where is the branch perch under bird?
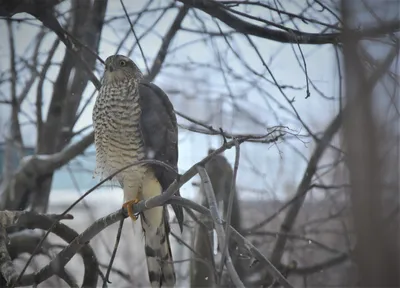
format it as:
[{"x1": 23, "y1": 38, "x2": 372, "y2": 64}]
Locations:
[
  {"x1": 0, "y1": 178, "x2": 293, "y2": 288},
  {"x1": 7, "y1": 136, "x2": 291, "y2": 287},
  {"x1": 8, "y1": 194, "x2": 293, "y2": 288},
  {"x1": 13, "y1": 138, "x2": 244, "y2": 284}
]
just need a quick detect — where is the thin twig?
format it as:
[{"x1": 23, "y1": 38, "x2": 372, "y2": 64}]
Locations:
[
  {"x1": 166, "y1": 202, "x2": 293, "y2": 287},
  {"x1": 114, "y1": 0, "x2": 154, "y2": 55},
  {"x1": 178, "y1": 193, "x2": 294, "y2": 288},
  {"x1": 218, "y1": 139, "x2": 240, "y2": 275},
  {"x1": 98, "y1": 263, "x2": 132, "y2": 283},
  {"x1": 146, "y1": 5, "x2": 189, "y2": 81},
  {"x1": 170, "y1": 229, "x2": 217, "y2": 280},
  {"x1": 269, "y1": 109, "x2": 342, "y2": 266},
  {"x1": 103, "y1": 218, "x2": 124, "y2": 288},
  {"x1": 242, "y1": 184, "x2": 312, "y2": 233},
  {"x1": 228, "y1": 226, "x2": 293, "y2": 288},
  {"x1": 120, "y1": 0, "x2": 150, "y2": 75},
  {"x1": 169, "y1": 198, "x2": 293, "y2": 288},
  {"x1": 290, "y1": 253, "x2": 348, "y2": 275},
  {"x1": 176, "y1": 110, "x2": 289, "y2": 143},
  {"x1": 296, "y1": 42, "x2": 310, "y2": 98}
]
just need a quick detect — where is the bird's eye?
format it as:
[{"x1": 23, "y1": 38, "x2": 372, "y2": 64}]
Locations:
[{"x1": 119, "y1": 60, "x2": 126, "y2": 66}]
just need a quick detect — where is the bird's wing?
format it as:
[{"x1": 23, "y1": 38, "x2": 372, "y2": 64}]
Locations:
[{"x1": 138, "y1": 80, "x2": 184, "y2": 232}]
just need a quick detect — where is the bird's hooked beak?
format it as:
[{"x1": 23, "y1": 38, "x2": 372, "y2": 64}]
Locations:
[
  {"x1": 105, "y1": 64, "x2": 114, "y2": 72},
  {"x1": 103, "y1": 62, "x2": 127, "y2": 84}
]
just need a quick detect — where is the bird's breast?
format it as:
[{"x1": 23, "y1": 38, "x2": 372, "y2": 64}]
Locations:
[{"x1": 93, "y1": 83, "x2": 145, "y2": 180}]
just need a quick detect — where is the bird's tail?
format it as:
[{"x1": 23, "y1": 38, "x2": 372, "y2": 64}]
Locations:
[{"x1": 140, "y1": 207, "x2": 176, "y2": 287}]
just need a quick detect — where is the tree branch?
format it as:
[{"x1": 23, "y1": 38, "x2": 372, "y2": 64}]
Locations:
[
  {"x1": 0, "y1": 132, "x2": 94, "y2": 210},
  {"x1": 0, "y1": 211, "x2": 98, "y2": 288},
  {"x1": 14, "y1": 194, "x2": 293, "y2": 288},
  {"x1": 289, "y1": 253, "x2": 349, "y2": 275},
  {"x1": 197, "y1": 166, "x2": 244, "y2": 288},
  {"x1": 177, "y1": 0, "x2": 400, "y2": 44},
  {"x1": 146, "y1": 4, "x2": 189, "y2": 81},
  {"x1": 0, "y1": 226, "x2": 17, "y2": 286},
  {"x1": 269, "y1": 109, "x2": 342, "y2": 265},
  {"x1": 8, "y1": 134, "x2": 287, "y2": 287},
  {"x1": 218, "y1": 140, "x2": 240, "y2": 276}
]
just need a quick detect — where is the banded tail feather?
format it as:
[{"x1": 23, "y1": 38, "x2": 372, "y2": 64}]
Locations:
[{"x1": 141, "y1": 207, "x2": 176, "y2": 287}]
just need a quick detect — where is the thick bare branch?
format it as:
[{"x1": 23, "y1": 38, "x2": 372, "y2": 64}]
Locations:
[
  {"x1": 0, "y1": 211, "x2": 98, "y2": 287},
  {"x1": 0, "y1": 132, "x2": 94, "y2": 210},
  {"x1": 17, "y1": 192, "x2": 292, "y2": 288},
  {"x1": 177, "y1": 0, "x2": 400, "y2": 44}
]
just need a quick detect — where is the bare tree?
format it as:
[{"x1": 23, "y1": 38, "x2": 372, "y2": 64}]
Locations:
[{"x1": 0, "y1": 0, "x2": 398, "y2": 287}]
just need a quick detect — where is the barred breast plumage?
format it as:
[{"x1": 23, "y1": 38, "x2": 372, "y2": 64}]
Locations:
[{"x1": 93, "y1": 79, "x2": 146, "y2": 192}]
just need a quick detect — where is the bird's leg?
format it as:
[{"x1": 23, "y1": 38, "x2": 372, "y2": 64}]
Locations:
[{"x1": 123, "y1": 198, "x2": 140, "y2": 221}]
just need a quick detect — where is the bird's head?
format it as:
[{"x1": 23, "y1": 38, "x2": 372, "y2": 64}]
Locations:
[{"x1": 102, "y1": 55, "x2": 143, "y2": 85}]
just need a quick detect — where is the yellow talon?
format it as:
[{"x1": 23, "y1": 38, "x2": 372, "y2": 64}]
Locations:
[{"x1": 122, "y1": 198, "x2": 140, "y2": 221}]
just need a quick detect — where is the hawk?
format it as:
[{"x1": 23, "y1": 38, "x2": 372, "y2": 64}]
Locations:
[{"x1": 92, "y1": 54, "x2": 183, "y2": 287}]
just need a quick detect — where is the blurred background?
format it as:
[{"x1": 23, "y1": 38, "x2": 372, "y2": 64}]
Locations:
[{"x1": 0, "y1": 0, "x2": 398, "y2": 287}]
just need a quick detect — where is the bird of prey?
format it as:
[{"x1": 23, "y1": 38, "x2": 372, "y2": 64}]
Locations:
[{"x1": 92, "y1": 55, "x2": 183, "y2": 287}]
